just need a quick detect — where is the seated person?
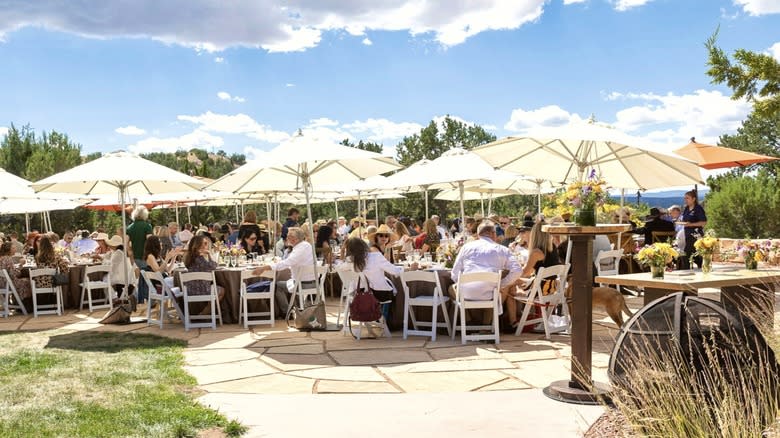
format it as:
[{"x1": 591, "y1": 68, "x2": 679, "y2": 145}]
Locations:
[
  {"x1": 252, "y1": 227, "x2": 315, "y2": 317},
  {"x1": 449, "y1": 220, "x2": 522, "y2": 326},
  {"x1": 634, "y1": 207, "x2": 676, "y2": 244}
]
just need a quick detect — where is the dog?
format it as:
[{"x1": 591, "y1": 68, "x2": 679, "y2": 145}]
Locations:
[{"x1": 565, "y1": 278, "x2": 633, "y2": 326}]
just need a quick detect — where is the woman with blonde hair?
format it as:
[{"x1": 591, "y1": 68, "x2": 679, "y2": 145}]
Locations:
[
  {"x1": 414, "y1": 219, "x2": 440, "y2": 254},
  {"x1": 393, "y1": 220, "x2": 414, "y2": 254}
]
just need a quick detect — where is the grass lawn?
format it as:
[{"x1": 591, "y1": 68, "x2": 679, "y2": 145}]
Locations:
[{"x1": 0, "y1": 329, "x2": 245, "y2": 438}]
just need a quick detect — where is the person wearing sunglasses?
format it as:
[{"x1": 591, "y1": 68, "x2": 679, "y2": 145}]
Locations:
[{"x1": 368, "y1": 224, "x2": 396, "y2": 263}]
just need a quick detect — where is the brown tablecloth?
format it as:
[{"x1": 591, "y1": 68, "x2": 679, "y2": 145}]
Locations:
[
  {"x1": 388, "y1": 270, "x2": 453, "y2": 331},
  {"x1": 211, "y1": 268, "x2": 342, "y2": 324}
]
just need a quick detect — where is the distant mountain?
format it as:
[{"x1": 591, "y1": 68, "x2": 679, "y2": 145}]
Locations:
[{"x1": 642, "y1": 188, "x2": 709, "y2": 198}]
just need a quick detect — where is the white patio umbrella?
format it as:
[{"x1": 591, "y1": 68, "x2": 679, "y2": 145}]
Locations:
[
  {"x1": 381, "y1": 148, "x2": 505, "y2": 230},
  {"x1": 205, "y1": 132, "x2": 402, "y2": 294},
  {"x1": 434, "y1": 188, "x2": 514, "y2": 217},
  {"x1": 32, "y1": 151, "x2": 206, "y2": 290},
  {"x1": 472, "y1": 121, "x2": 704, "y2": 190}
]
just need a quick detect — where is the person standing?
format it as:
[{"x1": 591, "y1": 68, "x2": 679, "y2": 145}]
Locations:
[
  {"x1": 680, "y1": 191, "x2": 707, "y2": 269},
  {"x1": 127, "y1": 206, "x2": 153, "y2": 269},
  {"x1": 281, "y1": 208, "x2": 300, "y2": 241}
]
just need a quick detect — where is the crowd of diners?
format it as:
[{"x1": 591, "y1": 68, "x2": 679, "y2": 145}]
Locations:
[{"x1": 0, "y1": 189, "x2": 705, "y2": 326}]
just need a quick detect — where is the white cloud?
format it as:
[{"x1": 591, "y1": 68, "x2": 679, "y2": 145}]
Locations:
[
  {"x1": 285, "y1": 83, "x2": 296, "y2": 88},
  {"x1": 128, "y1": 129, "x2": 224, "y2": 154},
  {"x1": 614, "y1": 0, "x2": 655, "y2": 11},
  {"x1": 768, "y1": 42, "x2": 780, "y2": 61},
  {"x1": 0, "y1": 0, "x2": 547, "y2": 52},
  {"x1": 214, "y1": 56, "x2": 224, "y2": 63},
  {"x1": 362, "y1": 37, "x2": 373, "y2": 46},
  {"x1": 563, "y1": 0, "x2": 587, "y2": 4},
  {"x1": 178, "y1": 111, "x2": 290, "y2": 143},
  {"x1": 114, "y1": 125, "x2": 146, "y2": 136},
  {"x1": 733, "y1": 0, "x2": 780, "y2": 15},
  {"x1": 217, "y1": 91, "x2": 246, "y2": 102},
  {"x1": 0, "y1": 126, "x2": 8, "y2": 137},
  {"x1": 343, "y1": 118, "x2": 423, "y2": 141},
  {"x1": 504, "y1": 105, "x2": 584, "y2": 131},
  {"x1": 610, "y1": 90, "x2": 751, "y2": 146}
]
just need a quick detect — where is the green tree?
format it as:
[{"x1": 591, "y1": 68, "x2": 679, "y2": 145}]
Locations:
[
  {"x1": 705, "y1": 173, "x2": 780, "y2": 238},
  {"x1": 706, "y1": 29, "x2": 780, "y2": 119},
  {"x1": 25, "y1": 130, "x2": 83, "y2": 181},
  {"x1": 340, "y1": 138, "x2": 383, "y2": 153},
  {"x1": 395, "y1": 115, "x2": 496, "y2": 166},
  {"x1": 0, "y1": 124, "x2": 36, "y2": 177}
]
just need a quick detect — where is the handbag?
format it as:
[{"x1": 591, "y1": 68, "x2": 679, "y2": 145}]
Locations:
[
  {"x1": 285, "y1": 294, "x2": 327, "y2": 331},
  {"x1": 53, "y1": 270, "x2": 69, "y2": 286},
  {"x1": 349, "y1": 277, "x2": 381, "y2": 323},
  {"x1": 98, "y1": 301, "x2": 132, "y2": 324}
]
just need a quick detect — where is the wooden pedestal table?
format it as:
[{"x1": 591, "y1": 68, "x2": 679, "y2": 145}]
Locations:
[{"x1": 542, "y1": 224, "x2": 631, "y2": 405}]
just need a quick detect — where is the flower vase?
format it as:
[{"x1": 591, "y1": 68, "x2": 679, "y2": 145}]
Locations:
[
  {"x1": 745, "y1": 255, "x2": 758, "y2": 270},
  {"x1": 574, "y1": 209, "x2": 596, "y2": 226},
  {"x1": 702, "y1": 254, "x2": 712, "y2": 275},
  {"x1": 650, "y1": 264, "x2": 665, "y2": 279}
]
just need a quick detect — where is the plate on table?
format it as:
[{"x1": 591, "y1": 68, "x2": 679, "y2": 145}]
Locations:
[{"x1": 665, "y1": 270, "x2": 695, "y2": 277}]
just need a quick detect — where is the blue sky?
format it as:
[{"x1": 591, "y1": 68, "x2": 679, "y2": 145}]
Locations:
[{"x1": 0, "y1": 0, "x2": 778, "y2": 160}]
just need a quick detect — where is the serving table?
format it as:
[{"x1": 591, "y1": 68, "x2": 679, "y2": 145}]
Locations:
[
  {"x1": 596, "y1": 267, "x2": 779, "y2": 327},
  {"x1": 543, "y1": 224, "x2": 631, "y2": 405}
]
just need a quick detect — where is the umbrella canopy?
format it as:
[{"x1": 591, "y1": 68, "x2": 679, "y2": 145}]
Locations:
[
  {"x1": 0, "y1": 168, "x2": 37, "y2": 197},
  {"x1": 380, "y1": 148, "x2": 500, "y2": 222},
  {"x1": 0, "y1": 197, "x2": 86, "y2": 214},
  {"x1": 205, "y1": 132, "x2": 403, "y2": 296},
  {"x1": 472, "y1": 122, "x2": 704, "y2": 190},
  {"x1": 673, "y1": 138, "x2": 779, "y2": 170},
  {"x1": 31, "y1": 151, "x2": 207, "y2": 289}
]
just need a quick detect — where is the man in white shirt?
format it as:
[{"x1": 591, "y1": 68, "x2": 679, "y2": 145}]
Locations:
[
  {"x1": 178, "y1": 223, "x2": 194, "y2": 245},
  {"x1": 252, "y1": 227, "x2": 316, "y2": 316},
  {"x1": 336, "y1": 216, "x2": 350, "y2": 242},
  {"x1": 74, "y1": 230, "x2": 98, "y2": 255},
  {"x1": 168, "y1": 222, "x2": 183, "y2": 247},
  {"x1": 449, "y1": 220, "x2": 523, "y2": 323}
]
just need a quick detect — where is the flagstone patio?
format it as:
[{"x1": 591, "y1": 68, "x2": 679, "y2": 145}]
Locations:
[{"x1": 3, "y1": 290, "x2": 777, "y2": 437}]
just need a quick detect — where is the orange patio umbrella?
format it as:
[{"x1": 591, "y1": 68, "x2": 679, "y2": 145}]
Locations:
[{"x1": 674, "y1": 137, "x2": 778, "y2": 170}]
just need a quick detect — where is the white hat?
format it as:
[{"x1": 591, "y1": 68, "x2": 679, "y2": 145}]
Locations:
[
  {"x1": 106, "y1": 235, "x2": 123, "y2": 247},
  {"x1": 94, "y1": 232, "x2": 109, "y2": 242}
]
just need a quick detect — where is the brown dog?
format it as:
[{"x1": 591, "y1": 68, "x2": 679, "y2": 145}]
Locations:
[{"x1": 565, "y1": 280, "x2": 633, "y2": 326}]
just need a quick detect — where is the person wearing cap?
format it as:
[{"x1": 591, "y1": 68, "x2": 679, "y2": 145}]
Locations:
[
  {"x1": 336, "y1": 216, "x2": 349, "y2": 242},
  {"x1": 634, "y1": 207, "x2": 676, "y2": 245}
]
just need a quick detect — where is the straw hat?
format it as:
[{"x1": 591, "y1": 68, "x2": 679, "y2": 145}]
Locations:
[
  {"x1": 106, "y1": 235, "x2": 124, "y2": 247},
  {"x1": 94, "y1": 232, "x2": 109, "y2": 242},
  {"x1": 367, "y1": 223, "x2": 397, "y2": 244}
]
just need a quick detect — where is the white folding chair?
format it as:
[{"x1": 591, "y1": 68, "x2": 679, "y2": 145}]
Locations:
[
  {"x1": 335, "y1": 267, "x2": 359, "y2": 330},
  {"x1": 141, "y1": 270, "x2": 183, "y2": 328},
  {"x1": 401, "y1": 270, "x2": 451, "y2": 341},
  {"x1": 451, "y1": 271, "x2": 502, "y2": 345},
  {"x1": 594, "y1": 249, "x2": 623, "y2": 293},
  {"x1": 29, "y1": 268, "x2": 63, "y2": 317},
  {"x1": 514, "y1": 264, "x2": 570, "y2": 339},
  {"x1": 179, "y1": 271, "x2": 222, "y2": 331},
  {"x1": 239, "y1": 269, "x2": 275, "y2": 328},
  {"x1": 1, "y1": 268, "x2": 27, "y2": 317},
  {"x1": 79, "y1": 264, "x2": 113, "y2": 312},
  {"x1": 290, "y1": 265, "x2": 326, "y2": 311}
]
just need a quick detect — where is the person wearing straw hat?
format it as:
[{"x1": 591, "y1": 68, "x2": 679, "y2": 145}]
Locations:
[
  {"x1": 105, "y1": 235, "x2": 136, "y2": 305},
  {"x1": 90, "y1": 233, "x2": 111, "y2": 261},
  {"x1": 367, "y1": 223, "x2": 397, "y2": 263}
]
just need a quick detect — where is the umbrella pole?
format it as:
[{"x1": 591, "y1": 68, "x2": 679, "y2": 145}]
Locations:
[
  {"x1": 488, "y1": 192, "x2": 493, "y2": 215},
  {"x1": 301, "y1": 167, "x2": 322, "y2": 302},
  {"x1": 617, "y1": 189, "x2": 625, "y2": 249},
  {"x1": 175, "y1": 202, "x2": 180, "y2": 225},
  {"x1": 25, "y1": 213, "x2": 30, "y2": 235},
  {"x1": 537, "y1": 180, "x2": 542, "y2": 215},
  {"x1": 119, "y1": 184, "x2": 129, "y2": 293},
  {"x1": 374, "y1": 195, "x2": 379, "y2": 225},
  {"x1": 480, "y1": 194, "x2": 485, "y2": 217},
  {"x1": 334, "y1": 200, "x2": 339, "y2": 221},
  {"x1": 187, "y1": 205, "x2": 191, "y2": 225},
  {"x1": 424, "y1": 187, "x2": 429, "y2": 219},
  {"x1": 458, "y1": 181, "x2": 465, "y2": 234},
  {"x1": 265, "y1": 197, "x2": 272, "y2": 253}
]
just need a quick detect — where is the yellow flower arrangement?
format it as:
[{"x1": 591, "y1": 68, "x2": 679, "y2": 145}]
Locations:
[
  {"x1": 635, "y1": 242, "x2": 679, "y2": 268},
  {"x1": 692, "y1": 230, "x2": 719, "y2": 257},
  {"x1": 565, "y1": 170, "x2": 608, "y2": 211}
]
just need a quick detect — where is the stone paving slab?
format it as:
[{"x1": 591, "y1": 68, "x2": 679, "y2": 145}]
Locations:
[
  {"x1": 383, "y1": 369, "x2": 513, "y2": 392},
  {"x1": 266, "y1": 343, "x2": 324, "y2": 354},
  {"x1": 184, "y1": 348, "x2": 261, "y2": 366},
  {"x1": 329, "y1": 348, "x2": 432, "y2": 366},
  {"x1": 316, "y1": 380, "x2": 400, "y2": 394},
  {"x1": 287, "y1": 366, "x2": 386, "y2": 382},
  {"x1": 427, "y1": 345, "x2": 503, "y2": 361},
  {"x1": 200, "y1": 373, "x2": 315, "y2": 394},
  {"x1": 381, "y1": 358, "x2": 515, "y2": 374},
  {"x1": 325, "y1": 337, "x2": 428, "y2": 351},
  {"x1": 249, "y1": 336, "x2": 320, "y2": 348},
  {"x1": 184, "y1": 359, "x2": 278, "y2": 385},
  {"x1": 260, "y1": 353, "x2": 337, "y2": 371},
  {"x1": 198, "y1": 391, "x2": 603, "y2": 438}
]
